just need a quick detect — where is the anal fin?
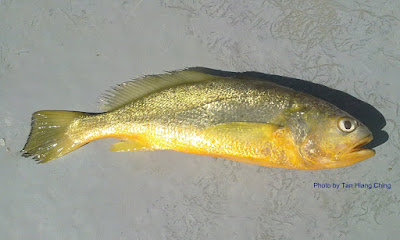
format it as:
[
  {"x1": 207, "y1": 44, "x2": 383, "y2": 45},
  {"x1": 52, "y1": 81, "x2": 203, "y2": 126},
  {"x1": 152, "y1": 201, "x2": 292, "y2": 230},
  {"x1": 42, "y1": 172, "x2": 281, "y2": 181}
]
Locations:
[{"x1": 110, "y1": 139, "x2": 151, "y2": 152}]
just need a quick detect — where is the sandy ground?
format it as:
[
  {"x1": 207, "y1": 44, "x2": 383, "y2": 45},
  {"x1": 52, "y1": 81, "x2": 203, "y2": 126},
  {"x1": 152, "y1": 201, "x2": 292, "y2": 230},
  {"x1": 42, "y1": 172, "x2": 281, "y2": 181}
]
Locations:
[{"x1": 1, "y1": 0, "x2": 399, "y2": 239}]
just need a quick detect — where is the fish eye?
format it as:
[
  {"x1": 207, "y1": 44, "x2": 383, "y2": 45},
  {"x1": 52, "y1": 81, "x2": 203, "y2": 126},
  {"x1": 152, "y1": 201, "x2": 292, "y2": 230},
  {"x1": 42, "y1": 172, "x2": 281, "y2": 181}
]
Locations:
[{"x1": 337, "y1": 117, "x2": 357, "y2": 133}]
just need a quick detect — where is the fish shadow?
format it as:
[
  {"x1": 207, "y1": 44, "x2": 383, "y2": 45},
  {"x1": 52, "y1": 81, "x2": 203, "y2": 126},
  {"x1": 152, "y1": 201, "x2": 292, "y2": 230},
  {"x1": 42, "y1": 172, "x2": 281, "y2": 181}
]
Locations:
[{"x1": 189, "y1": 67, "x2": 388, "y2": 149}]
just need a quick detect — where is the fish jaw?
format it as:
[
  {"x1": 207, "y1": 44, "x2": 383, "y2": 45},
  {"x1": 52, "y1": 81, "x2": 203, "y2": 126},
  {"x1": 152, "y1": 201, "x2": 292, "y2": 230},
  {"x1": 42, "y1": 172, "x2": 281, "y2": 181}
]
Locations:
[
  {"x1": 335, "y1": 135, "x2": 375, "y2": 167},
  {"x1": 300, "y1": 134, "x2": 375, "y2": 170}
]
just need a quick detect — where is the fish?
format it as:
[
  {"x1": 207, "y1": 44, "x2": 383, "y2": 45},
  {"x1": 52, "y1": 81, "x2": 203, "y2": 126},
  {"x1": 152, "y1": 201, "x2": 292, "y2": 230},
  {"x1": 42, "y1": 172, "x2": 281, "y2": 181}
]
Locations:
[{"x1": 21, "y1": 69, "x2": 375, "y2": 170}]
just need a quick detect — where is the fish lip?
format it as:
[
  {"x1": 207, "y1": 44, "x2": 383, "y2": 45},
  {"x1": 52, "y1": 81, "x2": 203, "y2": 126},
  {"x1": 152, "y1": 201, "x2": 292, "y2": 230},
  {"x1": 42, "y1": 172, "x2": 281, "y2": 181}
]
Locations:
[
  {"x1": 337, "y1": 134, "x2": 375, "y2": 164},
  {"x1": 347, "y1": 134, "x2": 374, "y2": 153}
]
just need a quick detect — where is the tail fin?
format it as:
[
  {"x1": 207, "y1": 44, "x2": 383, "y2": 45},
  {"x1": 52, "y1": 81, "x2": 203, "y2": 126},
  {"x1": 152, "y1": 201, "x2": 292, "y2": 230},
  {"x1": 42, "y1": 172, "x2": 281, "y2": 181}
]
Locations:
[{"x1": 22, "y1": 110, "x2": 90, "y2": 163}]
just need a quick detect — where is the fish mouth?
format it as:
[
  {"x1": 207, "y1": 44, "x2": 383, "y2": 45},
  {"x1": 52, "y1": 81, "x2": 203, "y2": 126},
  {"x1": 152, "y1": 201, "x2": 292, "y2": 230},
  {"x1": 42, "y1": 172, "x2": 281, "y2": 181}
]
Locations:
[{"x1": 339, "y1": 135, "x2": 375, "y2": 164}]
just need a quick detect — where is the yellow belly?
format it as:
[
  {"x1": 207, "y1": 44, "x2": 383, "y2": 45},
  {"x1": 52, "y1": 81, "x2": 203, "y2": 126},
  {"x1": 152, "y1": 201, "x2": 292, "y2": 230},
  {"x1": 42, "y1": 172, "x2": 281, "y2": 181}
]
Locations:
[{"x1": 109, "y1": 122, "x2": 307, "y2": 169}]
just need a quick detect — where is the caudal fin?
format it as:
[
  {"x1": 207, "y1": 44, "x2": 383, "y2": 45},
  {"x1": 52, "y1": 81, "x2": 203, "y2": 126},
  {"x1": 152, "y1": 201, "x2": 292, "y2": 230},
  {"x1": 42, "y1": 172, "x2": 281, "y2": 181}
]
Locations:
[{"x1": 22, "y1": 110, "x2": 90, "y2": 163}]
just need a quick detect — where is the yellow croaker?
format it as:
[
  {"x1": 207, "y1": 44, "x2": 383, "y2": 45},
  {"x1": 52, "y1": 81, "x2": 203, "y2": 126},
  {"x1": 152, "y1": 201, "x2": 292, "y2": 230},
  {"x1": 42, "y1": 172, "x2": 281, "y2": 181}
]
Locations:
[{"x1": 22, "y1": 69, "x2": 375, "y2": 170}]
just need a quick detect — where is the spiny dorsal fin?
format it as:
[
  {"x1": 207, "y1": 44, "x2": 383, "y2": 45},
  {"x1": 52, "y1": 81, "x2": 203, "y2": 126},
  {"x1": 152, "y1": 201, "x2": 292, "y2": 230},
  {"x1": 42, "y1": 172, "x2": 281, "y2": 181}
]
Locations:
[{"x1": 98, "y1": 69, "x2": 220, "y2": 111}]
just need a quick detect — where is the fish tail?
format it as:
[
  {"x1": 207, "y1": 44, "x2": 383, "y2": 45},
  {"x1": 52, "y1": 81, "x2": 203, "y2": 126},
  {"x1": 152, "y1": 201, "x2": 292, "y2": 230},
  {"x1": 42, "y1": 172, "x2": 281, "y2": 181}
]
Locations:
[{"x1": 22, "y1": 110, "x2": 93, "y2": 163}]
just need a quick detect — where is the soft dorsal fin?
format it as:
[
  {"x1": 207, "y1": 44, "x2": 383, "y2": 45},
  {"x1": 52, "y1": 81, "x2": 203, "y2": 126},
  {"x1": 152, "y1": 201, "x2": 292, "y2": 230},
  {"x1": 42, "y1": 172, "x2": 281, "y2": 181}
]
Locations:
[{"x1": 98, "y1": 69, "x2": 220, "y2": 111}]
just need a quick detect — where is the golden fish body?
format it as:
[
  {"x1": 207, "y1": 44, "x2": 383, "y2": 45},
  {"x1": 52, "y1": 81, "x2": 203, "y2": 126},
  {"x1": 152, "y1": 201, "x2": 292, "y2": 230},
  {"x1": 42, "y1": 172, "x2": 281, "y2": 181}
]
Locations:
[{"x1": 22, "y1": 70, "x2": 375, "y2": 170}]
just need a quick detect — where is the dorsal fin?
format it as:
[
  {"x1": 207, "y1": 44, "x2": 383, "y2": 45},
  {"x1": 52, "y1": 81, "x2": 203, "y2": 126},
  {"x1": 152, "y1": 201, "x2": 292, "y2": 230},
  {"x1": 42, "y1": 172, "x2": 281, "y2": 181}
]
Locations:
[{"x1": 98, "y1": 69, "x2": 220, "y2": 111}]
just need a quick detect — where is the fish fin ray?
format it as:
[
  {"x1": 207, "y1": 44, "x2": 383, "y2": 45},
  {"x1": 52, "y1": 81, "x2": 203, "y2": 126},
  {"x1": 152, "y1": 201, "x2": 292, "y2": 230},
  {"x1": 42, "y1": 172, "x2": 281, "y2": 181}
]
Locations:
[
  {"x1": 21, "y1": 110, "x2": 90, "y2": 163},
  {"x1": 98, "y1": 69, "x2": 220, "y2": 111},
  {"x1": 110, "y1": 139, "x2": 151, "y2": 152}
]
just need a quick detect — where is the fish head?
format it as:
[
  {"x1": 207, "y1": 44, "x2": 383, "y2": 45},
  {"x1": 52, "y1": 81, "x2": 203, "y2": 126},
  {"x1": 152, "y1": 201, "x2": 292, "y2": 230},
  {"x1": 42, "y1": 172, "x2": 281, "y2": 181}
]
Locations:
[{"x1": 299, "y1": 115, "x2": 375, "y2": 169}]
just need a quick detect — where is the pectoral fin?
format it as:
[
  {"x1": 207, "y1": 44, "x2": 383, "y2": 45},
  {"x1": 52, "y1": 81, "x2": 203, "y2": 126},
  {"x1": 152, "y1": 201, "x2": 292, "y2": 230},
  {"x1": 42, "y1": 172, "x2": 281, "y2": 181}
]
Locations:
[
  {"x1": 205, "y1": 122, "x2": 283, "y2": 140},
  {"x1": 110, "y1": 139, "x2": 151, "y2": 152}
]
